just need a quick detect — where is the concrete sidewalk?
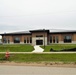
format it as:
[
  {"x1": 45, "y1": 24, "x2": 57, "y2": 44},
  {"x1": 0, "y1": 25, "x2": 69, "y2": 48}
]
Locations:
[
  {"x1": 0, "y1": 52, "x2": 76, "y2": 54},
  {"x1": 32, "y1": 45, "x2": 44, "y2": 52}
]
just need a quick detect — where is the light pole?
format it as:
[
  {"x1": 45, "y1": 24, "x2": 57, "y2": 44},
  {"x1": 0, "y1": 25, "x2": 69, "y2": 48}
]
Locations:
[{"x1": 43, "y1": 29, "x2": 45, "y2": 49}]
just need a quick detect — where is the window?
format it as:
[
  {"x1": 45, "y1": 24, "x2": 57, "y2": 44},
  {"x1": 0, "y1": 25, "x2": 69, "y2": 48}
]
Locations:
[
  {"x1": 36, "y1": 35, "x2": 43, "y2": 37},
  {"x1": 3, "y1": 38, "x2": 7, "y2": 43},
  {"x1": 14, "y1": 37, "x2": 20, "y2": 43},
  {"x1": 55, "y1": 36, "x2": 59, "y2": 43},
  {"x1": 52, "y1": 36, "x2": 59, "y2": 43},
  {"x1": 8, "y1": 39, "x2": 10, "y2": 43},
  {"x1": 50, "y1": 36, "x2": 52, "y2": 43},
  {"x1": 27, "y1": 37, "x2": 29, "y2": 43},
  {"x1": 24, "y1": 38, "x2": 26, "y2": 43},
  {"x1": 53, "y1": 36, "x2": 55, "y2": 43},
  {"x1": 64, "y1": 35, "x2": 72, "y2": 43},
  {"x1": 30, "y1": 37, "x2": 32, "y2": 43}
]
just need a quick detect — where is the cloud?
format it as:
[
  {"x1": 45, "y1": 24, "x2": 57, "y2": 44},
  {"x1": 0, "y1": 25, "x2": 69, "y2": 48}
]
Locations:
[{"x1": 0, "y1": 0, "x2": 76, "y2": 33}]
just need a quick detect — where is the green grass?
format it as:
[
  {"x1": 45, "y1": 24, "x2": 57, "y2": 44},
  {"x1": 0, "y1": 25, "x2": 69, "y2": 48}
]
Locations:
[
  {"x1": 0, "y1": 53, "x2": 76, "y2": 63},
  {"x1": 41, "y1": 44, "x2": 76, "y2": 52},
  {"x1": 0, "y1": 44, "x2": 34, "y2": 52}
]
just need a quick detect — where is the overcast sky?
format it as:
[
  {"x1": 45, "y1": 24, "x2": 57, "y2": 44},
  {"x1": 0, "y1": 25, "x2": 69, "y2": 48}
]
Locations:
[{"x1": 0, "y1": 0, "x2": 76, "y2": 33}]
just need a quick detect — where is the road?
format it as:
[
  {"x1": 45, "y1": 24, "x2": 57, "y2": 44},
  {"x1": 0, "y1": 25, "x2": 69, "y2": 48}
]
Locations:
[{"x1": 0, "y1": 65, "x2": 76, "y2": 75}]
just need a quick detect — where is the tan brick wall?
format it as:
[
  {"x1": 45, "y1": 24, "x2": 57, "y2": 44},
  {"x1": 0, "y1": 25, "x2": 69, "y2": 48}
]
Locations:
[
  {"x1": 21, "y1": 35, "x2": 32, "y2": 42},
  {"x1": 32, "y1": 32, "x2": 47, "y2": 37},
  {"x1": 2, "y1": 34, "x2": 32, "y2": 43},
  {"x1": 2, "y1": 35, "x2": 13, "y2": 42},
  {"x1": 2, "y1": 32, "x2": 76, "y2": 44},
  {"x1": 31, "y1": 32, "x2": 48, "y2": 45},
  {"x1": 73, "y1": 34, "x2": 76, "y2": 41},
  {"x1": 49, "y1": 34, "x2": 62, "y2": 42},
  {"x1": 49, "y1": 34, "x2": 74, "y2": 44}
]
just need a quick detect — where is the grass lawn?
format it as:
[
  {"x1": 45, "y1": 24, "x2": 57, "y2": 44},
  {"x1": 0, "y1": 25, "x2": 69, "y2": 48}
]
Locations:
[
  {"x1": 0, "y1": 44, "x2": 34, "y2": 52},
  {"x1": 0, "y1": 53, "x2": 76, "y2": 63},
  {"x1": 41, "y1": 44, "x2": 76, "y2": 52}
]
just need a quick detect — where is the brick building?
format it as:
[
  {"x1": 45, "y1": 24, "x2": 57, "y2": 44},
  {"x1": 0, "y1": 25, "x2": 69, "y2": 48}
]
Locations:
[{"x1": 0, "y1": 29, "x2": 76, "y2": 45}]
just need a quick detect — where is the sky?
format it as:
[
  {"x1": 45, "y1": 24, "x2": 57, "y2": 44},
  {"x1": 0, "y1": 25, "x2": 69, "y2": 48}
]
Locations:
[{"x1": 0, "y1": 0, "x2": 76, "y2": 33}]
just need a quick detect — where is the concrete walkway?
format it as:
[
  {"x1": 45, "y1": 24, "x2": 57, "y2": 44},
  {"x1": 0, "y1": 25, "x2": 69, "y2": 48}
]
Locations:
[
  {"x1": 0, "y1": 52, "x2": 76, "y2": 54},
  {"x1": 32, "y1": 45, "x2": 44, "y2": 52}
]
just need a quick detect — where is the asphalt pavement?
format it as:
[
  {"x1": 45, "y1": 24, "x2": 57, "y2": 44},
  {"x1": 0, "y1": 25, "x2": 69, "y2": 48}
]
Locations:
[{"x1": 0, "y1": 65, "x2": 76, "y2": 75}]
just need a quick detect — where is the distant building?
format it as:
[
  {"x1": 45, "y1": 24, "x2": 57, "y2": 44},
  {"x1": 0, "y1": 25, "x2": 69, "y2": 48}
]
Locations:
[{"x1": 0, "y1": 29, "x2": 76, "y2": 45}]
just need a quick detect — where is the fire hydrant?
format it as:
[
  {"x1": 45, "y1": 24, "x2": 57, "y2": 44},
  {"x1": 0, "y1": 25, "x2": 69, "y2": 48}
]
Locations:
[{"x1": 5, "y1": 51, "x2": 10, "y2": 60}]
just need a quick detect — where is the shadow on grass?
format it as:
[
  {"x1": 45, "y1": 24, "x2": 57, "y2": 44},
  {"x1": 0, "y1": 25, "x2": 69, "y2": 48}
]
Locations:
[
  {"x1": 50, "y1": 48, "x2": 76, "y2": 52},
  {"x1": 0, "y1": 58, "x2": 6, "y2": 61}
]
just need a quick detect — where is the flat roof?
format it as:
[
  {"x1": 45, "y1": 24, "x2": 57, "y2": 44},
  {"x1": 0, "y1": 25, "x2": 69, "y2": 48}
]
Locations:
[
  {"x1": 30, "y1": 29, "x2": 49, "y2": 33},
  {"x1": 50, "y1": 30, "x2": 76, "y2": 34},
  {"x1": 0, "y1": 29, "x2": 76, "y2": 35},
  {"x1": 0, "y1": 31, "x2": 31, "y2": 35}
]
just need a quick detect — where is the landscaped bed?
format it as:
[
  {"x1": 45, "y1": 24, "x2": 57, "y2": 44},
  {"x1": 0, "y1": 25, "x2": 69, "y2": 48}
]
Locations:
[
  {"x1": 41, "y1": 44, "x2": 76, "y2": 52},
  {"x1": 0, "y1": 44, "x2": 34, "y2": 52}
]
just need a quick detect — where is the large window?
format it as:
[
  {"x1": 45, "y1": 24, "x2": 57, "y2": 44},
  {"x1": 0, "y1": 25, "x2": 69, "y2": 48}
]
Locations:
[
  {"x1": 14, "y1": 37, "x2": 20, "y2": 43},
  {"x1": 64, "y1": 35, "x2": 72, "y2": 43},
  {"x1": 3, "y1": 38, "x2": 7, "y2": 43}
]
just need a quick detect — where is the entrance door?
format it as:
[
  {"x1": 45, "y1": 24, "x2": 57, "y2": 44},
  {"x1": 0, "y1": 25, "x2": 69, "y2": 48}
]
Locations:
[{"x1": 36, "y1": 40, "x2": 43, "y2": 45}]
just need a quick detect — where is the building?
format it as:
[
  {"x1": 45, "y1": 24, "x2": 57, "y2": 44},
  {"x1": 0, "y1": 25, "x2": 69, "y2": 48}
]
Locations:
[{"x1": 0, "y1": 29, "x2": 76, "y2": 45}]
